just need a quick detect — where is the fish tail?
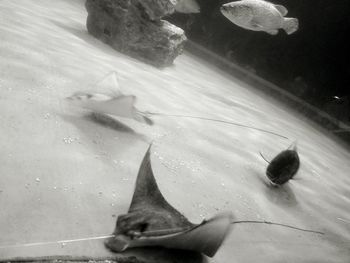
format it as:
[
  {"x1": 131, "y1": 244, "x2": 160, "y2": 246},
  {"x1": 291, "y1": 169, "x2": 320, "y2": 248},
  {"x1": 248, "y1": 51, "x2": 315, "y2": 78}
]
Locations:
[
  {"x1": 288, "y1": 140, "x2": 298, "y2": 151},
  {"x1": 282, "y1": 17, "x2": 299, "y2": 35}
]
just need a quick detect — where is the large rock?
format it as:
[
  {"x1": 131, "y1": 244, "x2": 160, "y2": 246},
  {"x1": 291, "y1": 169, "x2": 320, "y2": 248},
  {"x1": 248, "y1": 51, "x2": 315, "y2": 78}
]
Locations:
[
  {"x1": 85, "y1": 0, "x2": 187, "y2": 68},
  {"x1": 139, "y1": 0, "x2": 177, "y2": 21}
]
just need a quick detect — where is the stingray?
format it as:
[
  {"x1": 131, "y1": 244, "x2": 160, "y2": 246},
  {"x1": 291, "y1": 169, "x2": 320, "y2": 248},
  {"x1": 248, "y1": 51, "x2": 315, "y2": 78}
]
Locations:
[
  {"x1": 105, "y1": 145, "x2": 233, "y2": 257},
  {"x1": 65, "y1": 72, "x2": 153, "y2": 125},
  {"x1": 66, "y1": 72, "x2": 290, "y2": 139},
  {"x1": 260, "y1": 141, "x2": 300, "y2": 185}
]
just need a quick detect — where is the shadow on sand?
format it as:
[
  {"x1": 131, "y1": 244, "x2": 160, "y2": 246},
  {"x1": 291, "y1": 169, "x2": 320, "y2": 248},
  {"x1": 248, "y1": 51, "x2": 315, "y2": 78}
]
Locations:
[
  {"x1": 88, "y1": 113, "x2": 137, "y2": 134},
  {"x1": 119, "y1": 246, "x2": 209, "y2": 263},
  {"x1": 253, "y1": 169, "x2": 298, "y2": 207},
  {"x1": 62, "y1": 112, "x2": 144, "y2": 136},
  {"x1": 263, "y1": 180, "x2": 298, "y2": 207},
  {"x1": 60, "y1": 111, "x2": 148, "y2": 158},
  {"x1": 3, "y1": 248, "x2": 208, "y2": 263}
]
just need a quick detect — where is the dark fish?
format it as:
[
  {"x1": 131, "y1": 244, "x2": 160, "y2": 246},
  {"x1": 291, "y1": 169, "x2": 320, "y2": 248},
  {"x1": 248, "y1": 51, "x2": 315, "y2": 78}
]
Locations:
[
  {"x1": 105, "y1": 145, "x2": 233, "y2": 257},
  {"x1": 265, "y1": 142, "x2": 300, "y2": 185}
]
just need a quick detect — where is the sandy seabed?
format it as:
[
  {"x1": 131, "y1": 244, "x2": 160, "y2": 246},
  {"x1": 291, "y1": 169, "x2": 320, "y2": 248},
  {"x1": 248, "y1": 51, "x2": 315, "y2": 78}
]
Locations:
[{"x1": 0, "y1": 0, "x2": 349, "y2": 262}]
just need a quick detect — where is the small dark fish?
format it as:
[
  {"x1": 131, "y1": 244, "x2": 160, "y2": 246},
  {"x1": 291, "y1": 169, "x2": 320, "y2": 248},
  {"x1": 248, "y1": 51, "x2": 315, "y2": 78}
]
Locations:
[{"x1": 264, "y1": 142, "x2": 300, "y2": 185}]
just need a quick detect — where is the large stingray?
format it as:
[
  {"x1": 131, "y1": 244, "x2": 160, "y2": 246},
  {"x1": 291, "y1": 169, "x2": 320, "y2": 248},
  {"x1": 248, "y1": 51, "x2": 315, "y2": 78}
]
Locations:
[{"x1": 105, "y1": 145, "x2": 233, "y2": 257}]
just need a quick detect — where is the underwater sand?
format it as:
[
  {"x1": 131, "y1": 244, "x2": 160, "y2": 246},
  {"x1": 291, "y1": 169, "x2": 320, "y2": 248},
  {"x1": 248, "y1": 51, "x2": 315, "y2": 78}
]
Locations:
[{"x1": 0, "y1": 0, "x2": 349, "y2": 262}]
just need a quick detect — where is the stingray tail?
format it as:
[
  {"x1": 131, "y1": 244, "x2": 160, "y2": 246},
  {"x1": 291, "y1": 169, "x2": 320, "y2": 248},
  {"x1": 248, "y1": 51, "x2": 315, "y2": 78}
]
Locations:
[
  {"x1": 259, "y1": 151, "x2": 270, "y2": 164},
  {"x1": 282, "y1": 17, "x2": 299, "y2": 35}
]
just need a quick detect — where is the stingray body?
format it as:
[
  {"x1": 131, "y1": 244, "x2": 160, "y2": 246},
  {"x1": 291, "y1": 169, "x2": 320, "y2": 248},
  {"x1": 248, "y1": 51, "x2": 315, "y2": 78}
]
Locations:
[
  {"x1": 66, "y1": 72, "x2": 153, "y2": 125},
  {"x1": 105, "y1": 145, "x2": 233, "y2": 257},
  {"x1": 266, "y1": 142, "x2": 300, "y2": 185}
]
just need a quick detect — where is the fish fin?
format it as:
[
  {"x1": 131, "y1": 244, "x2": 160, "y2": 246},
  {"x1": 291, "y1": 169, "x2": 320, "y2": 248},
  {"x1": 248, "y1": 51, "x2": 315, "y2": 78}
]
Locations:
[
  {"x1": 274, "y1": 4, "x2": 288, "y2": 16},
  {"x1": 282, "y1": 17, "x2": 299, "y2": 35},
  {"x1": 250, "y1": 22, "x2": 264, "y2": 29},
  {"x1": 266, "y1": 29, "x2": 279, "y2": 35},
  {"x1": 288, "y1": 140, "x2": 298, "y2": 151},
  {"x1": 250, "y1": 18, "x2": 264, "y2": 29},
  {"x1": 259, "y1": 151, "x2": 271, "y2": 164}
]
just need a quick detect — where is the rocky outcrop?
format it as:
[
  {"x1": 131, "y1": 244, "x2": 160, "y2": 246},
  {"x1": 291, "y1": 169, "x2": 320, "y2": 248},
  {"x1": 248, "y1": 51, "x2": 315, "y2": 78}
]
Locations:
[
  {"x1": 85, "y1": 0, "x2": 187, "y2": 67},
  {"x1": 139, "y1": 0, "x2": 177, "y2": 21}
]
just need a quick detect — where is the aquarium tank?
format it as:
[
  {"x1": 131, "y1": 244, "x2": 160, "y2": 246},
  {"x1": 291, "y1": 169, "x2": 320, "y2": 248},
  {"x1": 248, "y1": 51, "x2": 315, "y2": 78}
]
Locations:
[{"x1": 0, "y1": 0, "x2": 349, "y2": 263}]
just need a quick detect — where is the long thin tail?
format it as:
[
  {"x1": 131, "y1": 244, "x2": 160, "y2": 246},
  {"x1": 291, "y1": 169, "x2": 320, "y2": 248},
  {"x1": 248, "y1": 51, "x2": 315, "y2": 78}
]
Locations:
[
  {"x1": 145, "y1": 111, "x2": 288, "y2": 139},
  {"x1": 283, "y1": 17, "x2": 299, "y2": 35},
  {"x1": 259, "y1": 151, "x2": 270, "y2": 163},
  {"x1": 231, "y1": 220, "x2": 324, "y2": 235}
]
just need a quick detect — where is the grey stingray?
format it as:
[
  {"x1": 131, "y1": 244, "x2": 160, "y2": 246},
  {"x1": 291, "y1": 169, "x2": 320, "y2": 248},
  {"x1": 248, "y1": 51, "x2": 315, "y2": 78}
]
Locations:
[
  {"x1": 65, "y1": 72, "x2": 153, "y2": 125},
  {"x1": 105, "y1": 145, "x2": 233, "y2": 257}
]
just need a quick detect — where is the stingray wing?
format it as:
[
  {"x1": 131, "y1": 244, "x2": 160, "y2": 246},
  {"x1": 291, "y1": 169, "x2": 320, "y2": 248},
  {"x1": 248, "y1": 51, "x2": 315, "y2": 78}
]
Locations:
[
  {"x1": 129, "y1": 145, "x2": 186, "y2": 216},
  {"x1": 89, "y1": 71, "x2": 123, "y2": 97},
  {"x1": 129, "y1": 145, "x2": 171, "y2": 211}
]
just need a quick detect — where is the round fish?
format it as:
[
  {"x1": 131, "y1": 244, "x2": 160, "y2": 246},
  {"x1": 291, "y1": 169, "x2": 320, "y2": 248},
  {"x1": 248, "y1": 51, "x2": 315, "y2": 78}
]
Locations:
[
  {"x1": 266, "y1": 147, "x2": 300, "y2": 185},
  {"x1": 220, "y1": 0, "x2": 299, "y2": 35}
]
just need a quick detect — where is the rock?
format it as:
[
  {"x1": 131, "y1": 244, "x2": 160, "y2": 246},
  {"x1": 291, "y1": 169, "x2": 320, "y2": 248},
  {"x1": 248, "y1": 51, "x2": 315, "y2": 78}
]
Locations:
[
  {"x1": 139, "y1": 0, "x2": 177, "y2": 21},
  {"x1": 85, "y1": 0, "x2": 187, "y2": 67}
]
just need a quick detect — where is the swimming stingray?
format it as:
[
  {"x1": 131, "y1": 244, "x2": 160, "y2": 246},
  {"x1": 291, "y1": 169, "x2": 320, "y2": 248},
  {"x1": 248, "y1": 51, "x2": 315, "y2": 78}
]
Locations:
[
  {"x1": 105, "y1": 145, "x2": 233, "y2": 257},
  {"x1": 261, "y1": 141, "x2": 300, "y2": 185},
  {"x1": 66, "y1": 72, "x2": 153, "y2": 125}
]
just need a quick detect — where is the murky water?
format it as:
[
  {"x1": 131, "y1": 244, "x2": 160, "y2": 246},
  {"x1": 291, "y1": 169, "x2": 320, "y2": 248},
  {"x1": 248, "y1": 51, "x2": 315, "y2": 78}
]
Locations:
[{"x1": 0, "y1": 0, "x2": 349, "y2": 262}]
